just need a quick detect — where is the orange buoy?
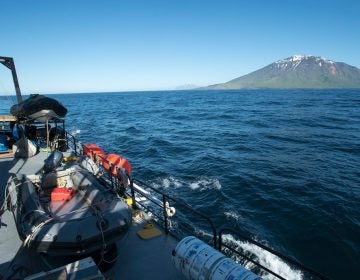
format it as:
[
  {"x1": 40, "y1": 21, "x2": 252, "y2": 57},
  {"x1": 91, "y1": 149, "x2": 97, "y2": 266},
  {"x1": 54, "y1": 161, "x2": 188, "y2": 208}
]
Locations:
[
  {"x1": 103, "y1": 153, "x2": 132, "y2": 175},
  {"x1": 83, "y1": 144, "x2": 106, "y2": 163}
]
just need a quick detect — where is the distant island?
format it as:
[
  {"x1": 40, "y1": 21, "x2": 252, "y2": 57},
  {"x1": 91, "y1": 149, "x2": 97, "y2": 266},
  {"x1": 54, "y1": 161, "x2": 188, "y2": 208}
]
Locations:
[
  {"x1": 201, "y1": 55, "x2": 360, "y2": 89},
  {"x1": 175, "y1": 84, "x2": 199, "y2": 90}
]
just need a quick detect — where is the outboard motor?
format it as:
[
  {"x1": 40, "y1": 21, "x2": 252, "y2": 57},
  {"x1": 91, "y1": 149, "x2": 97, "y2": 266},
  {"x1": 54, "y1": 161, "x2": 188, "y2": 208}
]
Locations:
[{"x1": 43, "y1": 150, "x2": 63, "y2": 173}]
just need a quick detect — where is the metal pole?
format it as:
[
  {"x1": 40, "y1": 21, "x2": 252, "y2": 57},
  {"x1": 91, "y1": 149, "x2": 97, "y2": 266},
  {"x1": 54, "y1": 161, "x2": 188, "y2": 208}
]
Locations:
[
  {"x1": 73, "y1": 136, "x2": 77, "y2": 155},
  {"x1": 130, "y1": 179, "x2": 137, "y2": 209},
  {"x1": 66, "y1": 131, "x2": 69, "y2": 149},
  {"x1": 109, "y1": 163, "x2": 114, "y2": 189},
  {"x1": 0, "y1": 56, "x2": 22, "y2": 103},
  {"x1": 162, "y1": 195, "x2": 169, "y2": 235},
  {"x1": 46, "y1": 119, "x2": 49, "y2": 155},
  {"x1": 9, "y1": 58, "x2": 22, "y2": 103}
]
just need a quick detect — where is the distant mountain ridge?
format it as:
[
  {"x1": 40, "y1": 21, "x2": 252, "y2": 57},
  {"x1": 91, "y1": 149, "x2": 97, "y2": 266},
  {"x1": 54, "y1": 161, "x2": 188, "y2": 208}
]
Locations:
[
  {"x1": 203, "y1": 55, "x2": 360, "y2": 89},
  {"x1": 175, "y1": 84, "x2": 198, "y2": 90}
]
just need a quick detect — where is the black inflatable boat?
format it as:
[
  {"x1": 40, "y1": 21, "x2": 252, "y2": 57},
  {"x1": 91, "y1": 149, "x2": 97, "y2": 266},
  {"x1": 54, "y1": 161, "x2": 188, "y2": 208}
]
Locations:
[
  {"x1": 10, "y1": 94, "x2": 67, "y2": 121},
  {"x1": 6, "y1": 151, "x2": 132, "y2": 256}
]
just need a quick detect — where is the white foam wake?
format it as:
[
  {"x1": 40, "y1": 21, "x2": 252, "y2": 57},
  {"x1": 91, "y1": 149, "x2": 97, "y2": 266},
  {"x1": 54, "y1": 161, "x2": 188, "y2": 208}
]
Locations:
[
  {"x1": 155, "y1": 176, "x2": 222, "y2": 191},
  {"x1": 222, "y1": 234, "x2": 303, "y2": 280},
  {"x1": 161, "y1": 176, "x2": 183, "y2": 188},
  {"x1": 224, "y1": 210, "x2": 244, "y2": 222},
  {"x1": 189, "y1": 177, "x2": 222, "y2": 191},
  {"x1": 70, "y1": 129, "x2": 81, "y2": 135}
]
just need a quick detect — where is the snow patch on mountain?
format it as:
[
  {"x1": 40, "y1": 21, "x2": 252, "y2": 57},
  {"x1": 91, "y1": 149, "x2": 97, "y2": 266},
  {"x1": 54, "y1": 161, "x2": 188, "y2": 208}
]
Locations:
[
  {"x1": 275, "y1": 55, "x2": 335, "y2": 69},
  {"x1": 291, "y1": 54, "x2": 306, "y2": 61}
]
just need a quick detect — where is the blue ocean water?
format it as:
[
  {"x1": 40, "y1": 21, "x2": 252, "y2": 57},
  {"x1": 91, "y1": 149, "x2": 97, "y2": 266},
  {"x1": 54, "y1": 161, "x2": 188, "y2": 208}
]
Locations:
[{"x1": 1, "y1": 89, "x2": 359, "y2": 279}]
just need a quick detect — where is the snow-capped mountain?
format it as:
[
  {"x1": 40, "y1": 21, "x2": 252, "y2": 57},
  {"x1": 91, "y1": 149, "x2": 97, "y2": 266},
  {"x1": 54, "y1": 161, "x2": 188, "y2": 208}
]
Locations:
[
  {"x1": 274, "y1": 55, "x2": 335, "y2": 70},
  {"x1": 204, "y1": 55, "x2": 360, "y2": 89}
]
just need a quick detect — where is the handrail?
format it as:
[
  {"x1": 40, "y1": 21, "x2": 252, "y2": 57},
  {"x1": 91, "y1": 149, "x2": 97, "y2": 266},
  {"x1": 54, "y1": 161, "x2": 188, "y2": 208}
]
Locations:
[
  {"x1": 132, "y1": 178, "x2": 217, "y2": 248},
  {"x1": 219, "y1": 228, "x2": 329, "y2": 280}
]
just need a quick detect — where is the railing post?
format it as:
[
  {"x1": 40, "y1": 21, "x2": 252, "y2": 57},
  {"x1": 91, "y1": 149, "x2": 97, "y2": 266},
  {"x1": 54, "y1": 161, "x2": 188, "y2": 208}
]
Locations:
[
  {"x1": 213, "y1": 227, "x2": 217, "y2": 249},
  {"x1": 130, "y1": 179, "x2": 137, "y2": 209},
  {"x1": 162, "y1": 195, "x2": 169, "y2": 235},
  {"x1": 109, "y1": 163, "x2": 114, "y2": 189},
  {"x1": 66, "y1": 131, "x2": 69, "y2": 150},
  {"x1": 73, "y1": 136, "x2": 77, "y2": 155},
  {"x1": 218, "y1": 229, "x2": 223, "y2": 252}
]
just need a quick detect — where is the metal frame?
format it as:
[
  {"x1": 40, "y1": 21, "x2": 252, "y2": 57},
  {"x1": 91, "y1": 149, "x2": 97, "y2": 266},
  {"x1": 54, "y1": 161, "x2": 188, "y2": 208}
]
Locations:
[{"x1": 0, "y1": 56, "x2": 22, "y2": 103}]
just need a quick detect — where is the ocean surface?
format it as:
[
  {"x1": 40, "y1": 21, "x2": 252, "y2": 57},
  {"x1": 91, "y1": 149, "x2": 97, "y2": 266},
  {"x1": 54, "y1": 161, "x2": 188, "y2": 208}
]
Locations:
[{"x1": 1, "y1": 89, "x2": 359, "y2": 279}]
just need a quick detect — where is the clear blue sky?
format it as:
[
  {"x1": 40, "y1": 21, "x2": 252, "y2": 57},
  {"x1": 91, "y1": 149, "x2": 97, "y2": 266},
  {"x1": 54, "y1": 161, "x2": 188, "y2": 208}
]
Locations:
[{"x1": 1, "y1": 0, "x2": 359, "y2": 94}]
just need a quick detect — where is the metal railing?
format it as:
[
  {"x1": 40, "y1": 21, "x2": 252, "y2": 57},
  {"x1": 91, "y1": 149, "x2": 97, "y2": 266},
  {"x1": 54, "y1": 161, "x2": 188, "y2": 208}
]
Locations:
[
  {"x1": 130, "y1": 178, "x2": 217, "y2": 248},
  {"x1": 65, "y1": 131, "x2": 79, "y2": 156},
  {"x1": 64, "y1": 130, "x2": 217, "y2": 248}
]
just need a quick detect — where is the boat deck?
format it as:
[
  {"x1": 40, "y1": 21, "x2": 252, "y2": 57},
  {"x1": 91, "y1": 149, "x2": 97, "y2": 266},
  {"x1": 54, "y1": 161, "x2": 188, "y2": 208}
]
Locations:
[{"x1": 0, "y1": 150, "x2": 185, "y2": 279}]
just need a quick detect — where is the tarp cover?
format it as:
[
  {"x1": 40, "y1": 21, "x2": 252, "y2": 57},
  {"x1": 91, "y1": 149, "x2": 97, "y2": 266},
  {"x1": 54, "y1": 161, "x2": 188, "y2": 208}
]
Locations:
[
  {"x1": 10, "y1": 94, "x2": 67, "y2": 119},
  {"x1": 13, "y1": 136, "x2": 37, "y2": 158}
]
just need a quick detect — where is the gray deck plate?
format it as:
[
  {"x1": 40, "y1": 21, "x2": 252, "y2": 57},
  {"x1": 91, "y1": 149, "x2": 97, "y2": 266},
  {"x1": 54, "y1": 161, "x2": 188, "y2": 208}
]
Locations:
[{"x1": 0, "y1": 150, "x2": 185, "y2": 279}]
